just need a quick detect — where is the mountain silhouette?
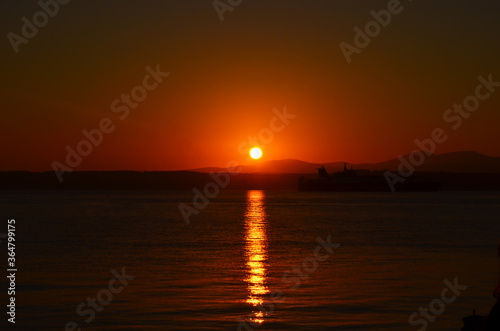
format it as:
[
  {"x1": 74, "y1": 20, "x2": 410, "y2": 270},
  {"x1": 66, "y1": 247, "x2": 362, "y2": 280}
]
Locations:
[{"x1": 189, "y1": 151, "x2": 500, "y2": 174}]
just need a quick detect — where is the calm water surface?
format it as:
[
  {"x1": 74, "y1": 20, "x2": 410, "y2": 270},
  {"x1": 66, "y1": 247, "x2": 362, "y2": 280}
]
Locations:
[{"x1": 1, "y1": 190, "x2": 499, "y2": 330}]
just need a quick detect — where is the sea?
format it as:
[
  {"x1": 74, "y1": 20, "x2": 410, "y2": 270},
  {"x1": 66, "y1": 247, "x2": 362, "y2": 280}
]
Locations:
[{"x1": 1, "y1": 190, "x2": 499, "y2": 330}]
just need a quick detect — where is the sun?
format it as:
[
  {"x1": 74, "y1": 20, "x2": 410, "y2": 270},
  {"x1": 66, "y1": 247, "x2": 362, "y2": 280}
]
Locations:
[{"x1": 250, "y1": 147, "x2": 262, "y2": 159}]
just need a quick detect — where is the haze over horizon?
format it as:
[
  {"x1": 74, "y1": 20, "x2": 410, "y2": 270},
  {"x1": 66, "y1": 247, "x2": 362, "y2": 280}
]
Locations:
[
  {"x1": 2, "y1": 1, "x2": 500, "y2": 172},
  {"x1": 184, "y1": 150, "x2": 500, "y2": 174}
]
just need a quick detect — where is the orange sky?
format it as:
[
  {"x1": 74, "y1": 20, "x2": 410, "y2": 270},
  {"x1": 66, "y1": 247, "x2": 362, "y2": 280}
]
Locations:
[{"x1": 1, "y1": 1, "x2": 500, "y2": 171}]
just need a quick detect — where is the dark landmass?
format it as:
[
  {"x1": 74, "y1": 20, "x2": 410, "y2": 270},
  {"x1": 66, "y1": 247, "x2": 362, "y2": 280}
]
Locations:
[
  {"x1": 191, "y1": 151, "x2": 500, "y2": 174},
  {"x1": 1, "y1": 171, "x2": 500, "y2": 191}
]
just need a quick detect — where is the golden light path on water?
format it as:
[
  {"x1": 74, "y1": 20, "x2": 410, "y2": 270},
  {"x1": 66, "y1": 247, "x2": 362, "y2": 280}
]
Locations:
[{"x1": 244, "y1": 190, "x2": 270, "y2": 325}]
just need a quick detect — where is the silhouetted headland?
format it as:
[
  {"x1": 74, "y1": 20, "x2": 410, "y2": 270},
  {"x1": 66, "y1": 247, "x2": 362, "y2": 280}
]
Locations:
[{"x1": 1, "y1": 170, "x2": 500, "y2": 191}]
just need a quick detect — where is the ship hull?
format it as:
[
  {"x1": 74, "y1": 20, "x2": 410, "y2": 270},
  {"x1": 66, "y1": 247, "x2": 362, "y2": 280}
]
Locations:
[{"x1": 298, "y1": 176, "x2": 440, "y2": 192}]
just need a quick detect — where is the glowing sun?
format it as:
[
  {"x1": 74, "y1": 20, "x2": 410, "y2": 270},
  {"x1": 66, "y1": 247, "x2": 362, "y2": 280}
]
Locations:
[{"x1": 250, "y1": 147, "x2": 262, "y2": 159}]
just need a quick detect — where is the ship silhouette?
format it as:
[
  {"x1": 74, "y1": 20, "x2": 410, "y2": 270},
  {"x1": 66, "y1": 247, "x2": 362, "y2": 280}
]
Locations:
[{"x1": 298, "y1": 164, "x2": 441, "y2": 192}]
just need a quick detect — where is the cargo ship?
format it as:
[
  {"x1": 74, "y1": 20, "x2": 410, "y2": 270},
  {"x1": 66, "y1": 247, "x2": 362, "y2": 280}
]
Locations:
[{"x1": 298, "y1": 164, "x2": 440, "y2": 192}]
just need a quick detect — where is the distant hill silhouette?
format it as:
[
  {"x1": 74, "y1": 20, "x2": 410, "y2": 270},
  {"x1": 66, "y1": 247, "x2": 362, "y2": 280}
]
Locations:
[
  {"x1": 1, "y1": 151, "x2": 499, "y2": 191},
  {"x1": 190, "y1": 151, "x2": 500, "y2": 174},
  {"x1": 354, "y1": 151, "x2": 500, "y2": 174}
]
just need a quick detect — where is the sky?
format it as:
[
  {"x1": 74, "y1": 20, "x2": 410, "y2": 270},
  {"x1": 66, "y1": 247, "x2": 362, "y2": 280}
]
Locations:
[{"x1": 1, "y1": 0, "x2": 500, "y2": 171}]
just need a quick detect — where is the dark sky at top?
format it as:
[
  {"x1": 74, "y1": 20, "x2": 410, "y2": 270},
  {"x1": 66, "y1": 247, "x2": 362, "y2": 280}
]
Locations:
[{"x1": 1, "y1": 1, "x2": 500, "y2": 170}]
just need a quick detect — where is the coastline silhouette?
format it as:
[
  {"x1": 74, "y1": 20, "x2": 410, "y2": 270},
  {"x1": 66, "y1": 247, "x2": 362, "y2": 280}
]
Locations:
[{"x1": 484, "y1": 241, "x2": 500, "y2": 330}]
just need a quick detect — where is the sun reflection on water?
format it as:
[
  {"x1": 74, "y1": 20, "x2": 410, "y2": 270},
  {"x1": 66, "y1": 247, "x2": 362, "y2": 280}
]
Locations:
[{"x1": 244, "y1": 190, "x2": 269, "y2": 325}]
